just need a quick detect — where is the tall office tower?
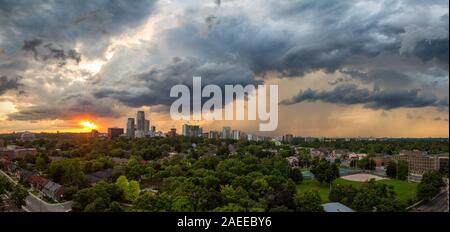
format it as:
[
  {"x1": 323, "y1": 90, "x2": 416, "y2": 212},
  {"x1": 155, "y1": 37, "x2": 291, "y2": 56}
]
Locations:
[
  {"x1": 137, "y1": 111, "x2": 146, "y2": 131},
  {"x1": 144, "y1": 120, "x2": 150, "y2": 133},
  {"x1": 232, "y1": 130, "x2": 241, "y2": 140},
  {"x1": 222, "y1": 127, "x2": 231, "y2": 139},
  {"x1": 126, "y1": 118, "x2": 135, "y2": 138}
]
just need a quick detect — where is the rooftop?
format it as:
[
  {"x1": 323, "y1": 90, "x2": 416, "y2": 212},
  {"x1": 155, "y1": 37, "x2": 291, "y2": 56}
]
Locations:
[{"x1": 322, "y1": 203, "x2": 355, "y2": 212}]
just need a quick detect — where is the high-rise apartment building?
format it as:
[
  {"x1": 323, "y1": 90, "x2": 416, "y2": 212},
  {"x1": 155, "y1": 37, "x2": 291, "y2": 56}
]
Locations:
[
  {"x1": 126, "y1": 118, "x2": 135, "y2": 138},
  {"x1": 182, "y1": 124, "x2": 202, "y2": 137},
  {"x1": 232, "y1": 130, "x2": 241, "y2": 140},
  {"x1": 145, "y1": 120, "x2": 150, "y2": 133},
  {"x1": 133, "y1": 111, "x2": 151, "y2": 138},
  {"x1": 182, "y1": 124, "x2": 189, "y2": 136},
  {"x1": 209, "y1": 131, "x2": 219, "y2": 140},
  {"x1": 222, "y1": 127, "x2": 231, "y2": 139},
  {"x1": 283, "y1": 134, "x2": 294, "y2": 143},
  {"x1": 137, "y1": 111, "x2": 146, "y2": 132}
]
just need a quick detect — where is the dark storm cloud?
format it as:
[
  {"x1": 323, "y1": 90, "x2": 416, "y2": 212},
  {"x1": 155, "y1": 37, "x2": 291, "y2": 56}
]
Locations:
[
  {"x1": 0, "y1": 0, "x2": 157, "y2": 57},
  {"x1": 0, "y1": 75, "x2": 23, "y2": 95},
  {"x1": 87, "y1": 0, "x2": 448, "y2": 111},
  {"x1": 413, "y1": 39, "x2": 449, "y2": 64},
  {"x1": 22, "y1": 39, "x2": 43, "y2": 59},
  {"x1": 94, "y1": 57, "x2": 260, "y2": 108},
  {"x1": 157, "y1": 0, "x2": 448, "y2": 79},
  {"x1": 1, "y1": 0, "x2": 449, "y2": 119},
  {"x1": 0, "y1": 0, "x2": 157, "y2": 121},
  {"x1": 341, "y1": 69, "x2": 414, "y2": 88},
  {"x1": 7, "y1": 95, "x2": 122, "y2": 121},
  {"x1": 200, "y1": 1, "x2": 392, "y2": 77},
  {"x1": 433, "y1": 117, "x2": 449, "y2": 122},
  {"x1": 22, "y1": 39, "x2": 81, "y2": 66},
  {"x1": 400, "y1": 13, "x2": 449, "y2": 68},
  {"x1": 281, "y1": 84, "x2": 448, "y2": 110}
]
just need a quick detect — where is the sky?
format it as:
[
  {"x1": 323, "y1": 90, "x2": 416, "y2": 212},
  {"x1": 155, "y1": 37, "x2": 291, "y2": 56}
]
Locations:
[{"x1": 0, "y1": 0, "x2": 448, "y2": 137}]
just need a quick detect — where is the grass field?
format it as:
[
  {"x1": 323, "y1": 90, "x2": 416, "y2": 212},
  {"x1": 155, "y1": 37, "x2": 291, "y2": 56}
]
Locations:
[{"x1": 297, "y1": 178, "x2": 418, "y2": 204}]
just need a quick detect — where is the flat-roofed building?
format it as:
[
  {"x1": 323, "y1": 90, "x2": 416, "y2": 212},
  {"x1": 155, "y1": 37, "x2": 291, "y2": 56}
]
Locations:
[
  {"x1": 283, "y1": 134, "x2": 294, "y2": 143},
  {"x1": 108, "y1": 128, "x2": 124, "y2": 139},
  {"x1": 437, "y1": 155, "x2": 449, "y2": 174},
  {"x1": 167, "y1": 128, "x2": 177, "y2": 137},
  {"x1": 232, "y1": 130, "x2": 241, "y2": 140},
  {"x1": 20, "y1": 131, "x2": 35, "y2": 141},
  {"x1": 209, "y1": 131, "x2": 219, "y2": 140},
  {"x1": 182, "y1": 124, "x2": 202, "y2": 137},
  {"x1": 126, "y1": 118, "x2": 135, "y2": 138},
  {"x1": 0, "y1": 145, "x2": 37, "y2": 160},
  {"x1": 390, "y1": 150, "x2": 447, "y2": 175},
  {"x1": 322, "y1": 203, "x2": 355, "y2": 212},
  {"x1": 222, "y1": 127, "x2": 231, "y2": 139}
]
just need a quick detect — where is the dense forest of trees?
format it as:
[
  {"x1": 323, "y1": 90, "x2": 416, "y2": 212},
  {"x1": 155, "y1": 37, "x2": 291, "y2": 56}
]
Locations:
[
  {"x1": 291, "y1": 138, "x2": 449, "y2": 155},
  {"x1": 1, "y1": 135, "x2": 448, "y2": 212},
  {"x1": 69, "y1": 154, "x2": 304, "y2": 212}
]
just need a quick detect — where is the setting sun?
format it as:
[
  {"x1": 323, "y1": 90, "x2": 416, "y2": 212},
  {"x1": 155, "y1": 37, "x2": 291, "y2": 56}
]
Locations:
[{"x1": 80, "y1": 121, "x2": 98, "y2": 131}]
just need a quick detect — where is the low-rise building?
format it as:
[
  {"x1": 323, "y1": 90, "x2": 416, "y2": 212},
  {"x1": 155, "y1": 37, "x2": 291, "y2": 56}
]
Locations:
[
  {"x1": 42, "y1": 181, "x2": 64, "y2": 201},
  {"x1": 29, "y1": 175, "x2": 49, "y2": 190},
  {"x1": 16, "y1": 169, "x2": 34, "y2": 182},
  {"x1": 286, "y1": 156, "x2": 300, "y2": 168},
  {"x1": 0, "y1": 157, "x2": 12, "y2": 169},
  {"x1": 86, "y1": 168, "x2": 114, "y2": 185},
  {"x1": 0, "y1": 145, "x2": 37, "y2": 160},
  {"x1": 108, "y1": 128, "x2": 124, "y2": 139},
  {"x1": 322, "y1": 202, "x2": 355, "y2": 212},
  {"x1": 111, "y1": 157, "x2": 129, "y2": 165},
  {"x1": 389, "y1": 150, "x2": 448, "y2": 175},
  {"x1": 348, "y1": 153, "x2": 367, "y2": 160},
  {"x1": 282, "y1": 134, "x2": 294, "y2": 143},
  {"x1": 20, "y1": 132, "x2": 36, "y2": 141},
  {"x1": 167, "y1": 128, "x2": 177, "y2": 137}
]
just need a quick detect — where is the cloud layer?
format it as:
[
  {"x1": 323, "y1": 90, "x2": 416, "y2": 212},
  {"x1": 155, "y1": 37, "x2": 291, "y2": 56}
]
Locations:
[
  {"x1": 0, "y1": 0, "x2": 448, "y2": 134},
  {"x1": 281, "y1": 83, "x2": 448, "y2": 110}
]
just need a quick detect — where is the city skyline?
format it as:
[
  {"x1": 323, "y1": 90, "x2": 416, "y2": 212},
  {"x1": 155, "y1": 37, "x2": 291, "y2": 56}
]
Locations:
[{"x1": 0, "y1": 0, "x2": 449, "y2": 138}]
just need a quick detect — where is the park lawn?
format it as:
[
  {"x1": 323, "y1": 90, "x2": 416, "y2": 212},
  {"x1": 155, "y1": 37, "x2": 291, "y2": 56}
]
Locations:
[
  {"x1": 298, "y1": 178, "x2": 418, "y2": 204},
  {"x1": 297, "y1": 180, "x2": 332, "y2": 203}
]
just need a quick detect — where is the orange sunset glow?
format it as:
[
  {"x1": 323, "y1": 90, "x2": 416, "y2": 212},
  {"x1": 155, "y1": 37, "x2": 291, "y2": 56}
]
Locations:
[{"x1": 80, "y1": 121, "x2": 98, "y2": 132}]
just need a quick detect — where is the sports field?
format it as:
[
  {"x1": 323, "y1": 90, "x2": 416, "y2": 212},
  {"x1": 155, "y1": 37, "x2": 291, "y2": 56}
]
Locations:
[
  {"x1": 297, "y1": 177, "x2": 418, "y2": 204},
  {"x1": 341, "y1": 173, "x2": 386, "y2": 182}
]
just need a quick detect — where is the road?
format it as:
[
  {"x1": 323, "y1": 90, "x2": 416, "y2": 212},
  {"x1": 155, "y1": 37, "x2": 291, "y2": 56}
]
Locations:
[
  {"x1": 23, "y1": 192, "x2": 72, "y2": 212},
  {"x1": 1, "y1": 169, "x2": 72, "y2": 212},
  {"x1": 413, "y1": 191, "x2": 449, "y2": 212}
]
